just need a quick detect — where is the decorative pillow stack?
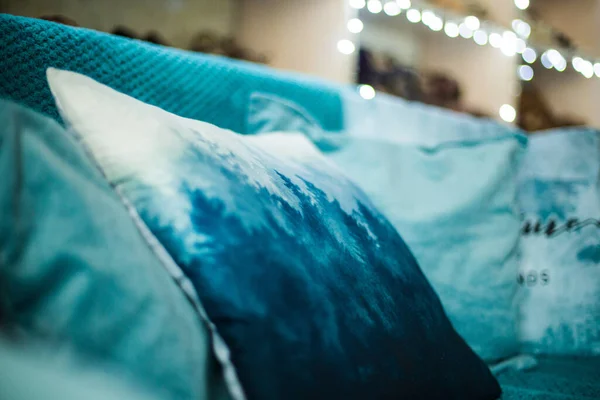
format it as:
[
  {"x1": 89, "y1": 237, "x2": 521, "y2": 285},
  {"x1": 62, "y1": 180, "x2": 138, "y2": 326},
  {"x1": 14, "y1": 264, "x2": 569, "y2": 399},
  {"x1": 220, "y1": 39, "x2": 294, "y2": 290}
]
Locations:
[
  {"x1": 246, "y1": 90, "x2": 527, "y2": 363},
  {"x1": 47, "y1": 68, "x2": 501, "y2": 400},
  {"x1": 517, "y1": 127, "x2": 600, "y2": 355}
]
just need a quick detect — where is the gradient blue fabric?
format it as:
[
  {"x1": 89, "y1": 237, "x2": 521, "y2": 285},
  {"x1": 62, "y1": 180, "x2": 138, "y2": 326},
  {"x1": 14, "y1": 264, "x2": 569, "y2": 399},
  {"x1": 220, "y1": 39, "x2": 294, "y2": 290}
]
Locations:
[
  {"x1": 0, "y1": 99, "x2": 230, "y2": 400},
  {"x1": 517, "y1": 128, "x2": 600, "y2": 355},
  {"x1": 246, "y1": 90, "x2": 526, "y2": 362},
  {"x1": 0, "y1": 14, "x2": 343, "y2": 134},
  {"x1": 48, "y1": 69, "x2": 501, "y2": 400}
]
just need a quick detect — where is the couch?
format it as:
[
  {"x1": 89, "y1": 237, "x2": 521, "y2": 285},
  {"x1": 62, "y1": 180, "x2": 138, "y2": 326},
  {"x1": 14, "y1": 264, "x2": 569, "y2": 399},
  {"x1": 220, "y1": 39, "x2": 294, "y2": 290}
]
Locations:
[{"x1": 1, "y1": 14, "x2": 599, "y2": 400}]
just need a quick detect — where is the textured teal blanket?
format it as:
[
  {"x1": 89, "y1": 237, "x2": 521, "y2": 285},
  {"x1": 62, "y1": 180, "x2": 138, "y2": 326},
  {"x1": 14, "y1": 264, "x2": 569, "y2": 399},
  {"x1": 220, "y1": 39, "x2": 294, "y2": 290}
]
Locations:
[
  {"x1": 499, "y1": 356, "x2": 600, "y2": 399},
  {"x1": 0, "y1": 14, "x2": 343, "y2": 134}
]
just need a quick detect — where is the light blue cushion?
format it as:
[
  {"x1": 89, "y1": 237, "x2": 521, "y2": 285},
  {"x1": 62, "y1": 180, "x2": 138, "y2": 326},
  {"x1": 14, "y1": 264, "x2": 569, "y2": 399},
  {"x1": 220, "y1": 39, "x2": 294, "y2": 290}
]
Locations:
[
  {"x1": 319, "y1": 132, "x2": 526, "y2": 363},
  {"x1": 49, "y1": 69, "x2": 501, "y2": 400},
  {"x1": 517, "y1": 127, "x2": 600, "y2": 355},
  {"x1": 246, "y1": 90, "x2": 527, "y2": 362},
  {"x1": 0, "y1": 99, "x2": 229, "y2": 400},
  {"x1": 0, "y1": 337, "x2": 160, "y2": 400},
  {"x1": 341, "y1": 89, "x2": 513, "y2": 145}
]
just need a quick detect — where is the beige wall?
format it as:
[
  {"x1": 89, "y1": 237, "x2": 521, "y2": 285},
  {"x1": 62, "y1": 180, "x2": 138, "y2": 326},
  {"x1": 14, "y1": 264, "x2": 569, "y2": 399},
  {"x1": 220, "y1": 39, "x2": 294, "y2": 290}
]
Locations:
[
  {"x1": 235, "y1": 0, "x2": 356, "y2": 84},
  {"x1": 419, "y1": 0, "x2": 518, "y2": 118},
  {"x1": 359, "y1": 8, "x2": 518, "y2": 120},
  {"x1": 0, "y1": 0, "x2": 238, "y2": 49},
  {"x1": 359, "y1": 13, "x2": 420, "y2": 67},
  {"x1": 528, "y1": 0, "x2": 600, "y2": 129},
  {"x1": 479, "y1": 0, "x2": 517, "y2": 27},
  {"x1": 533, "y1": 0, "x2": 600, "y2": 56},
  {"x1": 534, "y1": 67, "x2": 600, "y2": 129},
  {"x1": 419, "y1": 29, "x2": 518, "y2": 118}
]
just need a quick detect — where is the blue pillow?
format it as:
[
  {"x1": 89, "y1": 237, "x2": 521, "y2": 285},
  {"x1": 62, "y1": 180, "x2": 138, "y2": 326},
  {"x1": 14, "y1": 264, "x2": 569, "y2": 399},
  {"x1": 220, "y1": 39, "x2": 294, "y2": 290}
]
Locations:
[
  {"x1": 517, "y1": 127, "x2": 600, "y2": 355},
  {"x1": 0, "y1": 99, "x2": 230, "y2": 400},
  {"x1": 48, "y1": 69, "x2": 501, "y2": 400},
  {"x1": 246, "y1": 90, "x2": 527, "y2": 362}
]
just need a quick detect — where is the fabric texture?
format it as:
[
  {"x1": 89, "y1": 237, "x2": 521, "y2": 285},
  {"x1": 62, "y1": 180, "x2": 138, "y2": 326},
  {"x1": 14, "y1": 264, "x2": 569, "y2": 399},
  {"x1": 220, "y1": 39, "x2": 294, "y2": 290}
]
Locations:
[
  {"x1": 498, "y1": 355, "x2": 600, "y2": 399},
  {"x1": 0, "y1": 99, "x2": 230, "y2": 400},
  {"x1": 517, "y1": 128, "x2": 600, "y2": 355},
  {"x1": 341, "y1": 88, "x2": 515, "y2": 145},
  {"x1": 245, "y1": 90, "x2": 527, "y2": 362},
  {"x1": 0, "y1": 14, "x2": 343, "y2": 134},
  {"x1": 48, "y1": 68, "x2": 501, "y2": 400},
  {"x1": 0, "y1": 337, "x2": 160, "y2": 400}
]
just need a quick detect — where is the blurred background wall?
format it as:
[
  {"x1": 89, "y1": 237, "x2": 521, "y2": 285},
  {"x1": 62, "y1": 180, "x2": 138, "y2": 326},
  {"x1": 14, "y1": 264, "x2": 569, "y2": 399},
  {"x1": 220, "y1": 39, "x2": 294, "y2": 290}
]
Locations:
[
  {"x1": 0, "y1": 0, "x2": 237, "y2": 48},
  {"x1": 235, "y1": 0, "x2": 356, "y2": 84}
]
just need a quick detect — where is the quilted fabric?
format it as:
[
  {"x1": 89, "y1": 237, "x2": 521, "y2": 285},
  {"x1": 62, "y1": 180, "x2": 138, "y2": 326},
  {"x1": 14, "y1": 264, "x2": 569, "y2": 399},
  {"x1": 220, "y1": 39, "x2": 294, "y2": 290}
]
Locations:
[
  {"x1": 499, "y1": 356, "x2": 600, "y2": 399},
  {"x1": 0, "y1": 14, "x2": 343, "y2": 134}
]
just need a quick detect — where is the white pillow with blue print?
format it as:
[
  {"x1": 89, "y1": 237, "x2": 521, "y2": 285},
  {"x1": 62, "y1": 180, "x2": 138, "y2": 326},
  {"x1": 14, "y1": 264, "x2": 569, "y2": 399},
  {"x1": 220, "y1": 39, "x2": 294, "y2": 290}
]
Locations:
[
  {"x1": 518, "y1": 127, "x2": 600, "y2": 355},
  {"x1": 46, "y1": 68, "x2": 502, "y2": 400}
]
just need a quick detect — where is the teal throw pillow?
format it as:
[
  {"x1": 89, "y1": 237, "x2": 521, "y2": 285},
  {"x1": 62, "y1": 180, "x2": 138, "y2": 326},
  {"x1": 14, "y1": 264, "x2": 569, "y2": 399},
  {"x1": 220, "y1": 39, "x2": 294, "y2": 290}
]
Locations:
[{"x1": 0, "y1": 99, "x2": 230, "y2": 400}]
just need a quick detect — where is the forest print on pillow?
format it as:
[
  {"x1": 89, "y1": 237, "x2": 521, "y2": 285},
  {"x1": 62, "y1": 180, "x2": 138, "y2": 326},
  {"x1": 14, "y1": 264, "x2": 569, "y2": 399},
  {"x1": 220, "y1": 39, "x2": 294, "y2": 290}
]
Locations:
[{"x1": 47, "y1": 68, "x2": 500, "y2": 400}]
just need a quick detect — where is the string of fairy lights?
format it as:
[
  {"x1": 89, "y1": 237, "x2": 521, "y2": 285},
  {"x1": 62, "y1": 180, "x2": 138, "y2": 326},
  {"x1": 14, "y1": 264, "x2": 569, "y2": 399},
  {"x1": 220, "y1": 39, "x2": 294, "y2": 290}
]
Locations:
[{"x1": 339, "y1": 0, "x2": 600, "y2": 122}]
